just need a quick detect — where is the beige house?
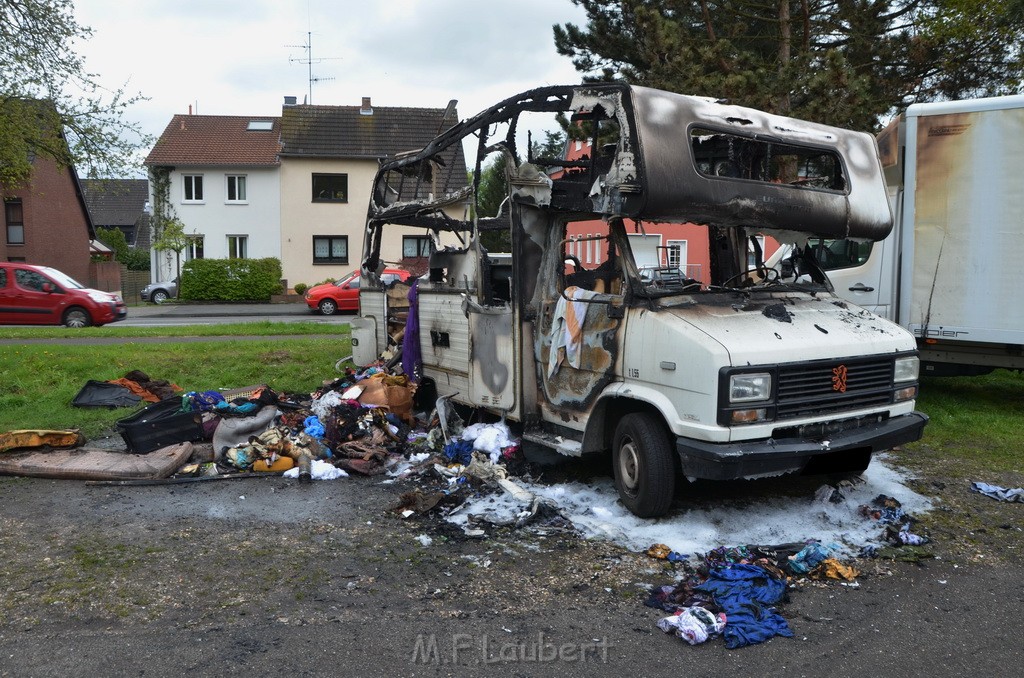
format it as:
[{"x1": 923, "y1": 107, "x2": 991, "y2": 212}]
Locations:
[{"x1": 279, "y1": 97, "x2": 469, "y2": 289}]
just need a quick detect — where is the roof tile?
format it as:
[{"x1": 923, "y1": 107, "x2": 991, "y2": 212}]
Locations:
[
  {"x1": 145, "y1": 115, "x2": 281, "y2": 166},
  {"x1": 279, "y1": 104, "x2": 457, "y2": 159}
]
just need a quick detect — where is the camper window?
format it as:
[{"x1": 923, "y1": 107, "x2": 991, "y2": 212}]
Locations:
[{"x1": 690, "y1": 128, "x2": 846, "y2": 192}]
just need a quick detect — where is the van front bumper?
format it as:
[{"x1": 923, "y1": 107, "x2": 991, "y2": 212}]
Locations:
[{"x1": 675, "y1": 411, "x2": 928, "y2": 480}]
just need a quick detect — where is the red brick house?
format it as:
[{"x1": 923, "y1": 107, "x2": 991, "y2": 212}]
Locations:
[{"x1": 2, "y1": 151, "x2": 97, "y2": 284}]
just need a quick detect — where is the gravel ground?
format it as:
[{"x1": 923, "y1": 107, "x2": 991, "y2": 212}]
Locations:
[{"x1": 0, "y1": 447, "x2": 1022, "y2": 677}]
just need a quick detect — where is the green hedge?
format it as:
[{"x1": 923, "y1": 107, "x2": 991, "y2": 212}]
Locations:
[{"x1": 179, "y1": 258, "x2": 283, "y2": 302}]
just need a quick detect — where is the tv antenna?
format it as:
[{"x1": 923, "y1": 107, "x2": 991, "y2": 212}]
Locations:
[{"x1": 287, "y1": 31, "x2": 340, "y2": 104}]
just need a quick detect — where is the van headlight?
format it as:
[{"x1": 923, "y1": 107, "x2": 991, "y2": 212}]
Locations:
[
  {"x1": 894, "y1": 356, "x2": 919, "y2": 383},
  {"x1": 729, "y1": 372, "x2": 772, "y2": 403}
]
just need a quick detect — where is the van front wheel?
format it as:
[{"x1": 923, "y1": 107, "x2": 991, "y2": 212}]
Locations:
[
  {"x1": 62, "y1": 307, "x2": 91, "y2": 328},
  {"x1": 612, "y1": 412, "x2": 675, "y2": 518}
]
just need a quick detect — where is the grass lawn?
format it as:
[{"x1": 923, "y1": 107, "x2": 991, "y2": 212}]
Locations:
[
  {"x1": 898, "y1": 370, "x2": 1024, "y2": 480},
  {"x1": 2, "y1": 322, "x2": 1022, "y2": 482},
  {"x1": 0, "y1": 327, "x2": 352, "y2": 438}
]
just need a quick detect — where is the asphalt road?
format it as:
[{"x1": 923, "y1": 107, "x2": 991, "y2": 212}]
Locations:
[
  {"x1": 3, "y1": 302, "x2": 1023, "y2": 675},
  {"x1": 0, "y1": 468, "x2": 1021, "y2": 677}
]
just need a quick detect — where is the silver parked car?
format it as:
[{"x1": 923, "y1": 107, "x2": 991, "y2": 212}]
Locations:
[{"x1": 140, "y1": 278, "x2": 178, "y2": 304}]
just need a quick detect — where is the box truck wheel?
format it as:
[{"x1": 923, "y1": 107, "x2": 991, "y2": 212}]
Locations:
[{"x1": 613, "y1": 412, "x2": 675, "y2": 518}]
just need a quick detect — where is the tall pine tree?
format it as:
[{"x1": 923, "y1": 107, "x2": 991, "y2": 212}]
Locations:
[{"x1": 553, "y1": 0, "x2": 1024, "y2": 130}]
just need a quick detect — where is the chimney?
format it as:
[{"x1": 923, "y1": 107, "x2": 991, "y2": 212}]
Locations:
[
  {"x1": 360, "y1": 97, "x2": 373, "y2": 116},
  {"x1": 283, "y1": 95, "x2": 297, "y2": 107}
]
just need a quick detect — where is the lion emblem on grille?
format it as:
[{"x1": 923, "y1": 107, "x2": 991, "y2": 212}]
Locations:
[{"x1": 832, "y1": 365, "x2": 848, "y2": 392}]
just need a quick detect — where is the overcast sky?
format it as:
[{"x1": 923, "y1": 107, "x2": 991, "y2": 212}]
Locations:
[{"x1": 73, "y1": 0, "x2": 590, "y2": 164}]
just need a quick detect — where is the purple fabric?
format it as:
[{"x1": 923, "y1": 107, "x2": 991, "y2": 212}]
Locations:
[{"x1": 402, "y1": 279, "x2": 421, "y2": 381}]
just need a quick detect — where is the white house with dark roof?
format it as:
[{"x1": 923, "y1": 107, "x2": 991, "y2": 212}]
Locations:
[
  {"x1": 144, "y1": 98, "x2": 469, "y2": 289},
  {"x1": 144, "y1": 115, "x2": 282, "y2": 283}
]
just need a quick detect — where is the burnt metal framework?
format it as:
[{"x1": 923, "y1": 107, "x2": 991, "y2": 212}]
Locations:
[{"x1": 362, "y1": 83, "x2": 894, "y2": 280}]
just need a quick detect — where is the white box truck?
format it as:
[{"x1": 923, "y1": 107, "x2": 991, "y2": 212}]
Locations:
[
  {"x1": 787, "y1": 95, "x2": 1024, "y2": 376},
  {"x1": 350, "y1": 84, "x2": 927, "y2": 517}
]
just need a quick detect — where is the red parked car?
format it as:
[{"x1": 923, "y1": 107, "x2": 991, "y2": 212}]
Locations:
[
  {"x1": 0, "y1": 262, "x2": 127, "y2": 327},
  {"x1": 304, "y1": 268, "x2": 411, "y2": 315}
]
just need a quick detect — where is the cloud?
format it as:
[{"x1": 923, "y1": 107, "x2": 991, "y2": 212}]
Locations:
[{"x1": 71, "y1": 0, "x2": 589, "y2": 166}]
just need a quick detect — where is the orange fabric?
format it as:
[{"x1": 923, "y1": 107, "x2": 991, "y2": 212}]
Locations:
[
  {"x1": 809, "y1": 558, "x2": 859, "y2": 581},
  {"x1": 253, "y1": 457, "x2": 296, "y2": 472},
  {"x1": 107, "y1": 378, "x2": 161, "y2": 403}
]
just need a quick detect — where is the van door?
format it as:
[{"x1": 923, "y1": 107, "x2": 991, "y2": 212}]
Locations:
[
  {"x1": 8, "y1": 267, "x2": 63, "y2": 324},
  {"x1": 812, "y1": 238, "x2": 889, "y2": 317},
  {"x1": 535, "y1": 231, "x2": 625, "y2": 425},
  {"x1": 0, "y1": 267, "x2": 14, "y2": 323}
]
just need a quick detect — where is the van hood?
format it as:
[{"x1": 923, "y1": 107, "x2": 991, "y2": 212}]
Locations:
[
  {"x1": 660, "y1": 292, "x2": 915, "y2": 365},
  {"x1": 83, "y1": 287, "x2": 122, "y2": 302}
]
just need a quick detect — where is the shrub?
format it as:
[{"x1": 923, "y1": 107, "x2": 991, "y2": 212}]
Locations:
[
  {"x1": 95, "y1": 226, "x2": 150, "y2": 271},
  {"x1": 293, "y1": 283, "x2": 308, "y2": 296},
  {"x1": 179, "y1": 258, "x2": 283, "y2": 302}
]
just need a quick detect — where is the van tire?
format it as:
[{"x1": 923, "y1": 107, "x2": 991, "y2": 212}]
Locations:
[
  {"x1": 62, "y1": 307, "x2": 91, "y2": 328},
  {"x1": 612, "y1": 412, "x2": 675, "y2": 518}
]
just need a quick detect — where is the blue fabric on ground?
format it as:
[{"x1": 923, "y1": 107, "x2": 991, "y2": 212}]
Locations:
[
  {"x1": 971, "y1": 481, "x2": 1024, "y2": 502},
  {"x1": 695, "y1": 564, "x2": 793, "y2": 649},
  {"x1": 788, "y1": 542, "x2": 836, "y2": 574},
  {"x1": 303, "y1": 415, "x2": 325, "y2": 439},
  {"x1": 184, "y1": 390, "x2": 225, "y2": 412},
  {"x1": 215, "y1": 400, "x2": 258, "y2": 415},
  {"x1": 442, "y1": 439, "x2": 474, "y2": 465}
]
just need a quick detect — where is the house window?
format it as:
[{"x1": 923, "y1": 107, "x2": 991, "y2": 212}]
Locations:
[
  {"x1": 183, "y1": 175, "x2": 204, "y2": 202},
  {"x1": 186, "y1": 235, "x2": 204, "y2": 261},
  {"x1": 312, "y1": 174, "x2": 348, "y2": 202},
  {"x1": 402, "y1": 235, "x2": 432, "y2": 258},
  {"x1": 667, "y1": 240, "x2": 687, "y2": 268},
  {"x1": 5, "y1": 199, "x2": 24, "y2": 245},
  {"x1": 226, "y1": 175, "x2": 247, "y2": 202},
  {"x1": 313, "y1": 235, "x2": 348, "y2": 264},
  {"x1": 227, "y1": 235, "x2": 247, "y2": 259}
]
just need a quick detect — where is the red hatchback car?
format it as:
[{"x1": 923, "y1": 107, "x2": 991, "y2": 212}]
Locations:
[
  {"x1": 304, "y1": 268, "x2": 411, "y2": 315},
  {"x1": 0, "y1": 262, "x2": 127, "y2": 327}
]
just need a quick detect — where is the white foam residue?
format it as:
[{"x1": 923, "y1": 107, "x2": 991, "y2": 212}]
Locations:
[
  {"x1": 446, "y1": 457, "x2": 931, "y2": 555},
  {"x1": 387, "y1": 451, "x2": 433, "y2": 478},
  {"x1": 447, "y1": 490, "x2": 527, "y2": 527}
]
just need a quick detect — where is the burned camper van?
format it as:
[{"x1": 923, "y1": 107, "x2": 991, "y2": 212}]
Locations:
[{"x1": 352, "y1": 84, "x2": 927, "y2": 517}]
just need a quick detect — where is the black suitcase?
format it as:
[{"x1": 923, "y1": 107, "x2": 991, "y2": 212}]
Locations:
[{"x1": 115, "y1": 398, "x2": 203, "y2": 453}]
